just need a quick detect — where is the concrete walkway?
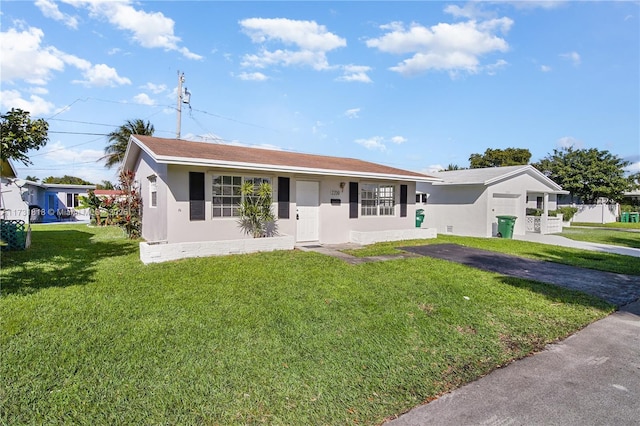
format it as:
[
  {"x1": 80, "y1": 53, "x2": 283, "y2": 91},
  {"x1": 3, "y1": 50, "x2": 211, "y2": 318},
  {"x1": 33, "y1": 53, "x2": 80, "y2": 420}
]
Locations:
[{"x1": 515, "y1": 232, "x2": 640, "y2": 258}]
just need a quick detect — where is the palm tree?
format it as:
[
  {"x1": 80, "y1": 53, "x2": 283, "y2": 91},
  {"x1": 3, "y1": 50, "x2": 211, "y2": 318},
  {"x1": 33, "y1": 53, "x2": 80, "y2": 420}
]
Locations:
[{"x1": 102, "y1": 119, "x2": 154, "y2": 169}]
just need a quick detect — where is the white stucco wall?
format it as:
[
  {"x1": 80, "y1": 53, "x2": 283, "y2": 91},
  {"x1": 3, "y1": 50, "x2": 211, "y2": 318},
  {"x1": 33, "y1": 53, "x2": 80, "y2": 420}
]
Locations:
[
  {"x1": 0, "y1": 178, "x2": 29, "y2": 222},
  {"x1": 419, "y1": 173, "x2": 562, "y2": 238},
  {"x1": 420, "y1": 184, "x2": 488, "y2": 237},
  {"x1": 139, "y1": 164, "x2": 425, "y2": 245},
  {"x1": 135, "y1": 151, "x2": 168, "y2": 242},
  {"x1": 309, "y1": 178, "x2": 418, "y2": 245}
]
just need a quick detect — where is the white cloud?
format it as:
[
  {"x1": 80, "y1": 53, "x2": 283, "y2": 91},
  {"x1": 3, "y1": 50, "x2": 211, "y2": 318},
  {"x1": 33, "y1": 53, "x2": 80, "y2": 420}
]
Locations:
[
  {"x1": 344, "y1": 108, "x2": 360, "y2": 119},
  {"x1": 140, "y1": 82, "x2": 167, "y2": 94},
  {"x1": 541, "y1": 65, "x2": 552, "y2": 72},
  {"x1": 355, "y1": 136, "x2": 387, "y2": 151},
  {"x1": 505, "y1": 1, "x2": 568, "y2": 10},
  {"x1": 62, "y1": 0, "x2": 202, "y2": 60},
  {"x1": 0, "y1": 26, "x2": 65, "y2": 85},
  {"x1": 35, "y1": 0, "x2": 79, "y2": 29},
  {"x1": 0, "y1": 24, "x2": 131, "y2": 88},
  {"x1": 423, "y1": 164, "x2": 445, "y2": 174},
  {"x1": 560, "y1": 51, "x2": 581, "y2": 66},
  {"x1": 336, "y1": 65, "x2": 373, "y2": 83},
  {"x1": 444, "y1": 3, "x2": 494, "y2": 20},
  {"x1": 556, "y1": 136, "x2": 583, "y2": 149},
  {"x1": 44, "y1": 141, "x2": 104, "y2": 164},
  {"x1": 366, "y1": 17, "x2": 512, "y2": 77},
  {"x1": 240, "y1": 18, "x2": 346, "y2": 50},
  {"x1": 486, "y1": 59, "x2": 508, "y2": 75},
  {"x1": 35, "y1": 140, "x2": 115, "y2": 183},
  {"x1": 390, "y1": 136, "x2": 407, "y2": 144},
  {"x1": 237, "y1": 71, "x2": 269, "y2": 81},
  {"x1": 72, "y1": 63, "x2": 131, "y2": 87},
  {"x1": 132, "y1": 93, "x2": 155, "y2": 105},
  {"x1": 0, "y1": 89, "x2": 55, "y2": 115},
  {"x1": 240, "y1": 18, "x2": 346, "y2": 71},
  {"x1": 625, "y1": 161, "x2": 640, "y2": 173}
]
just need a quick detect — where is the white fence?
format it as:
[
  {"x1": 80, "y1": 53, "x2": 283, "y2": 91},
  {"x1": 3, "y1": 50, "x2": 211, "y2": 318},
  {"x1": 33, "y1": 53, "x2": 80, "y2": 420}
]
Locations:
[
  {"x1": 571, "y1": 204, "x2": 619, "y2": 224},
  {"x1": 526, "y1": 215, "x2": 563, "y2": 234}
]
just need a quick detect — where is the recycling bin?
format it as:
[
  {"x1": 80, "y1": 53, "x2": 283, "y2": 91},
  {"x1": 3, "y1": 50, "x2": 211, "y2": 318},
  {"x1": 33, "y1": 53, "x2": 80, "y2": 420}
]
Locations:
[
  {"x1": 496, "y1": 215, "x2": 517, "y2": 239},
  {"x1": 415, "y1": 209, "x2": 425, "y2": 228}
]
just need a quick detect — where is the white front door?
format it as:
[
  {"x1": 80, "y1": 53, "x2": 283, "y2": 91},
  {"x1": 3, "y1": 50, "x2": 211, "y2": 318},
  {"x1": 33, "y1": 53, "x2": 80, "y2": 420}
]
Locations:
[{"x1": 296, "y1": 181, "x2": 319, "y2": 242}]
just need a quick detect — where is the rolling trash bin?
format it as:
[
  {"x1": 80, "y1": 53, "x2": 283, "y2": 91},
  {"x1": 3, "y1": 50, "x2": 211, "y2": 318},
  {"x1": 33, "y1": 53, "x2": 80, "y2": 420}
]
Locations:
[
  {"x1": 415, "y1": 209, "x2": 425, "y2": 228},
  {"x1": 496, "y1": 215, "x2": 517, "y2": 239}
]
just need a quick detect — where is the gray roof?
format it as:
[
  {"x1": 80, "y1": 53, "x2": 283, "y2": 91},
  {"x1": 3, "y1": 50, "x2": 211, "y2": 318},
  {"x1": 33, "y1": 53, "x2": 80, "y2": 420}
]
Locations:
[{"x1": 430, "y1": 165, "x2": 565, "y2": 191}]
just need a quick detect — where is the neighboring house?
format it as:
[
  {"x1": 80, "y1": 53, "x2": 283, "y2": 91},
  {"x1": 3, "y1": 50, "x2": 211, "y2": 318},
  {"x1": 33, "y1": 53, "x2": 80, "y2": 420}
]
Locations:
[
  {"x1": 417, "y1": 165, "x2": 568, "y2": 238},
  {"x1": 1, "y1": 159, "x2": 26, "y2": 221},
  {"x1": 122, "y1": 135, "x2": 439, "y2": 263},
  {"x1": 1, "y1": 164, "x2": 95, "y2": 223},
  {"x1": 94, "y1": 189, "x2": 125, "y2": 198},
  {"x1": 623, "y1": 190, "x2": 640, "y2": 206}
]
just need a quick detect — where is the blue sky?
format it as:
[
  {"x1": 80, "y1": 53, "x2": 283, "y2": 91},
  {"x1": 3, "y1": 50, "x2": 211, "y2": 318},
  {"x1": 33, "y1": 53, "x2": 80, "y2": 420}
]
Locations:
[{"x1": 1, "y1": 0, "x2": 638, "y2": 184}]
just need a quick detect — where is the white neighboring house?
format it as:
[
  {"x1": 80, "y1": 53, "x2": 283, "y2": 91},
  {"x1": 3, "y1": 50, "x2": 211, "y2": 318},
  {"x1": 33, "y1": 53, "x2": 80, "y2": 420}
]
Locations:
[
  {"x1": 122, "y1": 135, "x2": 440, "y2": 263},
  {"x1": 416, "y1": 165, "x2": 568, "y2": 238}
]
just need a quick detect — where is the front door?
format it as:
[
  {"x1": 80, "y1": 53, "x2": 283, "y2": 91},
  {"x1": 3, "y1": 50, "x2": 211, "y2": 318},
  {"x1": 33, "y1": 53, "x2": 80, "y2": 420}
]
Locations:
[
  {"x1": 45, "y1": 192, "x2": 58, "y2": 220},
  {"x1": 296, "y1": 181, "x2": 319, "y2": 242}
]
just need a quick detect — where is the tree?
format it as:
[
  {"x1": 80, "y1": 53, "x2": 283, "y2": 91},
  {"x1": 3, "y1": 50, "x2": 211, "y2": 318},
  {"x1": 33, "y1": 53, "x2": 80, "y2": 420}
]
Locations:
[
  {"x1": 0, "y1": 108, "x2": 49, "y2": 166},
  {"x1": 533, "y1": 147, "x2": 635, "y2": 203},
  {"x1": 102, "y1": 119, "x2": 154, "y2": 169},
  {"x1": 43, "y1": 175, "x2": 93, "y2": 185},
  {"x1": 25, "y1": 175, "x2": 39, "y2": 182},
  {"x1": 443, "y1": 164, "x2": 464, "y2": 171},
  {"x1": 113, "y1": 170, "x2": 142, "y2": 238},
  {"x1": 96, "y1": 180, "x2": 115, "y2": 190},
  {"x1": 237, "y1": 180, "x2": 277, "y2": 238},
  {"x1": 469, "y1": 148, "x2": 531, "y2": 168}
]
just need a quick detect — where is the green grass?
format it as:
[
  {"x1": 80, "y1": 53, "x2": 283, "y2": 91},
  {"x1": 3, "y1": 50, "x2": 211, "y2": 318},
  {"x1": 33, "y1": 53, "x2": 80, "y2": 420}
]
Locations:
[
  {"x1": 558, "y1": 227, "x2": 640, "y2": 249},
  {"x1": 1, "y1": 225, "x2": 615, "y2": 425},
  {"x1": 571, "y1": 221, "x2": 640, "y2": 230},
  {"x1": 344, "y1": 235, "x2": 640, "y2": 276}
]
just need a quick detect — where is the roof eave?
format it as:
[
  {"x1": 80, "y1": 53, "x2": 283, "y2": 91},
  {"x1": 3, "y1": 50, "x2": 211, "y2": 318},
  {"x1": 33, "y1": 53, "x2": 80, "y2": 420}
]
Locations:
[{"x1": 153, "y1": 155, "x2": 439, "y2": 182}]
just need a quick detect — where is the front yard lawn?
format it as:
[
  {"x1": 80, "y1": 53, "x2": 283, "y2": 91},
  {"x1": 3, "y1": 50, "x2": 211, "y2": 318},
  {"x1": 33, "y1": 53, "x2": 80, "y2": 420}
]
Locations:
[
  {"x1": 560, "y1": 226, "x2": 640, "y2": 249},
  {"x1": 1, "y1": 225, "x2": 614, "y2": 425}
]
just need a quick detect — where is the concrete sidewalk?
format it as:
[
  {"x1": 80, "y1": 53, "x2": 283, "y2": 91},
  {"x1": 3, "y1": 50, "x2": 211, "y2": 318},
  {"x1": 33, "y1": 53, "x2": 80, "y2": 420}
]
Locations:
[
  {"x1": 514, "y1": 232, "x2": 640, "y2": 258},
  {"x1": 385, "y1": 300, "x2": 640, "y2": 426}
]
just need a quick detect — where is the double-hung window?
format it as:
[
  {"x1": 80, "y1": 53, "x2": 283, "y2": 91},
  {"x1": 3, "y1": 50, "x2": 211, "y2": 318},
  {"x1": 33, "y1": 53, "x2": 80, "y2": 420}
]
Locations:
[
  {"x1": 212, "y1": 175, "x2": 271, "y2": 218},
  {"x1": 361, "y1": 183, "x2": 395, "y2": 216},
  {"x1": 66, "y1": 193, "x2": 79, "y2": 208}
]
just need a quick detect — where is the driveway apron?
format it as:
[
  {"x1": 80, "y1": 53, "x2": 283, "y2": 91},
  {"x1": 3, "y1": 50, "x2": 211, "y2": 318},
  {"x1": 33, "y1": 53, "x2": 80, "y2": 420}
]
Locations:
[{"x1": 400, "y1": 244, "x2": 640, "y2": 307}]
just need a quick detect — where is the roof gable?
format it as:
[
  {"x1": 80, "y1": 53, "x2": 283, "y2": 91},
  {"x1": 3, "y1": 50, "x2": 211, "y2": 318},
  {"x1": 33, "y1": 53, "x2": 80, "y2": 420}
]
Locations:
[
  {"x1": 431, "y1": 165, "x2": 564, "y2": 192},
  {"x1": 124, "y1": 135, "x2": 438, "y2": 182}
]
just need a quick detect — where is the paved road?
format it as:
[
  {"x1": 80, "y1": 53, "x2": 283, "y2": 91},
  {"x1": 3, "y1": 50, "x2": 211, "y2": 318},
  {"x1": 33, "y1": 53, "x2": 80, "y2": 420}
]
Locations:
[{"x1": 385, "y1": 300, "x2": 640, "y2": 426}]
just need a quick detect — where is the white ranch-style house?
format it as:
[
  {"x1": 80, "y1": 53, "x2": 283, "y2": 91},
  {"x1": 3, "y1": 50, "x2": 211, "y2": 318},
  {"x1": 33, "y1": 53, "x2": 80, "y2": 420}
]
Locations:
[
  {"x1": 123, "y1": 135, "x2": 439, "y2": 263},
  {"x1": 417, "y1": 165, "x2": 568, "y2": 238}
]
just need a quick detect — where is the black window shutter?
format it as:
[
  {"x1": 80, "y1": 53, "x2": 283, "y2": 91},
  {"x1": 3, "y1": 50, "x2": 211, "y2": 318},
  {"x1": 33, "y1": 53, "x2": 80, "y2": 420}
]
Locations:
[
  {"x1": 277, "y1": 177, "x2": 290, "y2": 219},
  {"x1": 189, "y1": 172, "x2": 205, "y2": 221},
  {"x1": 400, "y1": 184, "x2": 408, "y2": 217},
  {"x1": 349, "y1": 182, "x2": 358, "y2": 219}
]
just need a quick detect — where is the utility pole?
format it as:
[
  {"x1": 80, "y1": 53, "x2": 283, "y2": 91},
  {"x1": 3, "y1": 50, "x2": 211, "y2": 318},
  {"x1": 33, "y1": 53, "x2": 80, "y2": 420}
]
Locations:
[{"x1": 176, "y1": 71, "x2": 185, "y2": 139}]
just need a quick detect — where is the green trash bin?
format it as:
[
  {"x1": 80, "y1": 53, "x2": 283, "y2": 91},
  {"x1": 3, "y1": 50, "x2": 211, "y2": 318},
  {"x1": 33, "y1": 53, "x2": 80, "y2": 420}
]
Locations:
[
  {"x1": 415, "y1": 209, "x2": 425, "y2": 228},
  {"x1": 496, "y1": 215, "x2": 517, "y2": 239},
  {"x1": 621, "y1": 212, "x2": 629, "y2": 223},
  {"x1": 630, "y1": 212, "x2": 639, "y2": 223}
]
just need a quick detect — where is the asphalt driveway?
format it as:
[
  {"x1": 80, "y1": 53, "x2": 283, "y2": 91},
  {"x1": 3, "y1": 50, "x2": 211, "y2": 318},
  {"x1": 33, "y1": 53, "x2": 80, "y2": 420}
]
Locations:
[{"x1": 400, "y1": 244, "x2": 640, "y2": 307}]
